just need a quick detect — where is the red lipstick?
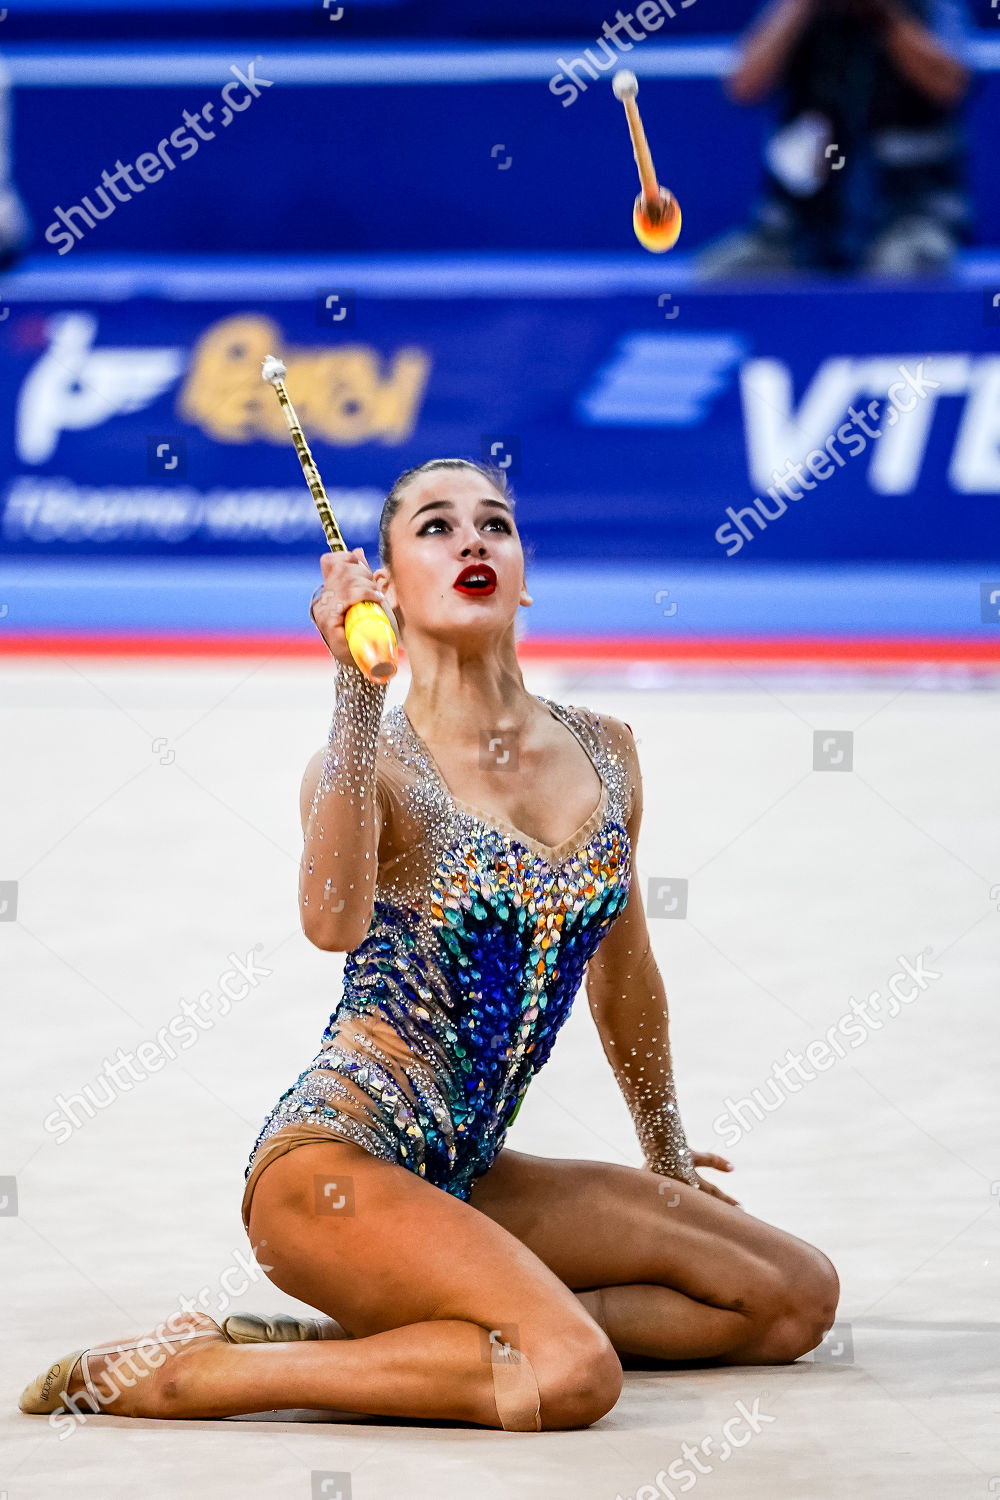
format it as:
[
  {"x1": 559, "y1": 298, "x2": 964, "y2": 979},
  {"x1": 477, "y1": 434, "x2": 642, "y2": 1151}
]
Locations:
[{"x1": 453, "y1": 564, "x2": 497, "y2": 597}]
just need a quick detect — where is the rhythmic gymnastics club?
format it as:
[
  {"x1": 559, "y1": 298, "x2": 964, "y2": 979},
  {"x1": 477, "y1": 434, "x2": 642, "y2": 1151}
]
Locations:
[
  {"x1": 611, "y1": 70, "x2": 682, "y2": 253},
  {"x1": 261, "y1": 354, "x2": 398, "y2": 683}
]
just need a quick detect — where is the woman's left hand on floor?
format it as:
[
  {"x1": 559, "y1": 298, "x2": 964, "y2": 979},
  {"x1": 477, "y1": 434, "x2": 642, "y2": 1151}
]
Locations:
[{"x1": 691, "y1": 1150, "x2": 742, "y2": 1208}]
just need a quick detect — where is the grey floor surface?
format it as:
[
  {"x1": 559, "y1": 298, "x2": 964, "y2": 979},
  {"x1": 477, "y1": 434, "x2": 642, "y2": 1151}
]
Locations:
[{"x1": 2, "y1": 657, "x2": 998, "y2": 1499}]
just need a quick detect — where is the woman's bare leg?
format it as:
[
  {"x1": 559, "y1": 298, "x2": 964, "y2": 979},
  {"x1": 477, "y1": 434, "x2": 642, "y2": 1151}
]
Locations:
[
  {"x1": 78, "y1": 1140, "x2": 621, "y2": 1431},
  {"x1": 470, "y1": 1149, "x2": 840, "y2": 1364},
  {"x1": 571, "y1": 1284, "x2": 751, "y2": 1361},
  {"x1": 52, "y1": 1308, "x2": 553, "y2": 1427},
  {"x1": 66, "y1": 1316, "x2": 575, "y2": 1426}
]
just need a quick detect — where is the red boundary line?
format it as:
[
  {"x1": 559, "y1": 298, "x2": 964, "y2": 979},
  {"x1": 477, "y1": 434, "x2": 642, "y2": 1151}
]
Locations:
[{"x1": 1, "y1": 634, "x2": 999, "y2": 664}]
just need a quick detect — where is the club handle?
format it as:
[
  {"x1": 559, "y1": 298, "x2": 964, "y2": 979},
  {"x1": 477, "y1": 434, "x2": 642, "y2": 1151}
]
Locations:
[
  {"x1": 262, "y1": 358, "x2": 399, "y2": 684},
  {"x1": 622, "y1": 94, "x2": 660, "y2": 206}
]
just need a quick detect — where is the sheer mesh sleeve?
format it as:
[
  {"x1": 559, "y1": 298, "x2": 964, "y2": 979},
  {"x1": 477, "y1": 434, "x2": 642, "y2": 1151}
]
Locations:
[
  {"x1": 300, "y1": 658, "x2": 388, "y2": 948},
  {"x1": 586, "y1": 714, "x2": 697, "y2": 1185}
]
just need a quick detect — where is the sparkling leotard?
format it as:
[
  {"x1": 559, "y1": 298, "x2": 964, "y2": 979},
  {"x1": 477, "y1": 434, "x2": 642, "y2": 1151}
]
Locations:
[{"x1": 243, "y1": 661, "x2": 694, "y2": 1212}]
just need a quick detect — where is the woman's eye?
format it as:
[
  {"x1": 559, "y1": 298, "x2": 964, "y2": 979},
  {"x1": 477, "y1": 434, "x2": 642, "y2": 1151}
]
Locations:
[{"x1": 417, "y1": 517, "x2": 512, "y2": 536}]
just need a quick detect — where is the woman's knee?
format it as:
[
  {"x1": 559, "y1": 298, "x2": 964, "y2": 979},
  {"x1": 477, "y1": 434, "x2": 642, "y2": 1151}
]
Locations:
[
  {"x1": 787, "y1": 1245, "x2": 840, "y2": 1328},
  {"x1": 741, "y1": 1246, "x2": 840, "y2": 1364},
  {"x1": 531, "y1": 1326, "x2": 623, "y2": 1430}
]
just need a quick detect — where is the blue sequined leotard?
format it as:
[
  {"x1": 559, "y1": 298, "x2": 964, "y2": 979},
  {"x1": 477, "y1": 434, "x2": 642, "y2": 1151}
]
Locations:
[{"x1": 243, "y1": 673, "x2": 634, "y2": 1206}]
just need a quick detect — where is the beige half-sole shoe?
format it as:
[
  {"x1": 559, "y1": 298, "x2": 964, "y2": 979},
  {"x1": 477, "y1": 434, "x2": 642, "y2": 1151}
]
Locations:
[
  {"x1": 19, "y1": 1316, "x2": 224, "y2": 1416},
  {"x1": 221, "y1": 1312, "x2": 348, "y2": 1343}
]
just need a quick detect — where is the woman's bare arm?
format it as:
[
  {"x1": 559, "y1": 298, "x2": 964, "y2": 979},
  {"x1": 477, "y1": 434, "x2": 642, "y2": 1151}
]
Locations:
[
  {"x1": 727, "y1": 0, "x2": 815, "y2": 106},
  {"x1": 881, "y1": 0, "x2": 970, "y2": 107},
  {"x1": 298, "y1": 659, "x2": 388, "y2": 952},
  {"x1": 585, "y1": 718, "x2": 698, "y2": 1185}
]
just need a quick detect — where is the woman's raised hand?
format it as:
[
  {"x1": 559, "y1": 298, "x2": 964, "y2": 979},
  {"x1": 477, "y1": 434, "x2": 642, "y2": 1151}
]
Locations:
[{"x1": 309, "y1": 547, "x2": 388, "y2": 668}]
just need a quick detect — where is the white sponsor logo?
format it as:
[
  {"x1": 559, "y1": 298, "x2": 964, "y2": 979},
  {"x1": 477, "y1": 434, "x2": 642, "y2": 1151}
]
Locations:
[
  {"x1": 17, "y1": 312, "x2": 184, "y2": 464},
  {"x1": 741, "y1": 352, "x2": 1000, "y2": 494}
]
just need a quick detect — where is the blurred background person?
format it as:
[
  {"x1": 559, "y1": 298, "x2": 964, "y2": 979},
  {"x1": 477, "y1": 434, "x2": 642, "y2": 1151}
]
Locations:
[
  {"x1": 0, "y1": 52, "x2": 31, "y2": 269},
  {"x1": 696, "y1": 0, "x2": 975, "y2": 279}
]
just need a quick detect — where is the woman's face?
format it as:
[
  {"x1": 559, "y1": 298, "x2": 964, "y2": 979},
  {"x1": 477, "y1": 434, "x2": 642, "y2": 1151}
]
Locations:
[{"x1": 376, "y1": 468, "x2": 531, "y2": 644}]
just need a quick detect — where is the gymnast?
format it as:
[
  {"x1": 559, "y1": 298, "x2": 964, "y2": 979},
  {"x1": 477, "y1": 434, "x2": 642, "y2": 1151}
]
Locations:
[{"x1": 21, "y1": 457, "x2": 839, "y2": 1432}]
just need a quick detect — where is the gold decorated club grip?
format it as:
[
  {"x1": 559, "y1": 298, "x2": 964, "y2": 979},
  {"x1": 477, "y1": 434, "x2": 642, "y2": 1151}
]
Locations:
[
  {"x1": 259, "y1": 353, "x2": 399, "y2": 684},
  {"x1": 344, "y1": 599, "x2": 398, "y2": 682}
]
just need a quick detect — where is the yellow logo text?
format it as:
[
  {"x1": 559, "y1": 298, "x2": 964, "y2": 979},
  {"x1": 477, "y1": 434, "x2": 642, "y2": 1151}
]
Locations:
[{"x1": 178, "y1": 315, "x2": 430, "y2": 446}]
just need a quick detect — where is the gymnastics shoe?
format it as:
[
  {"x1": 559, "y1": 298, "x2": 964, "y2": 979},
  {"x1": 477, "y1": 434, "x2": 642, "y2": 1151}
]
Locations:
[
  {"x1": 19, "y1": 1312, "x2": 225, "y2": 1416},
  {"x1": 222, "y1": 1312, "x2": 347, "y2": 1343}
]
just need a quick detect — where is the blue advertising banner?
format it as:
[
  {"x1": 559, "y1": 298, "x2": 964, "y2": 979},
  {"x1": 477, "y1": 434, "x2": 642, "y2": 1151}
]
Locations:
[{"x1": 2, "y1": 260, "x2": 999, "y2": 568}]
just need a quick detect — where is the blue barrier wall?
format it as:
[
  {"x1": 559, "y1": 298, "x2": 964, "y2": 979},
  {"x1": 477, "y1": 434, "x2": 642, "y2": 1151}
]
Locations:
[
  {"x1": 0, "y1": 0, "x2": 769, "y2": 42},
  {"x1": 1, "y1": 0, "x2": 997, "y2": 39},
  {"x1": 6, "y1": 41, "x2": 1000, "y2": 254}
]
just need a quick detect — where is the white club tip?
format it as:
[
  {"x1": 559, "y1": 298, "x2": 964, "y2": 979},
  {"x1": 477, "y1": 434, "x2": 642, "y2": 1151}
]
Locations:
[
  {"x1": 612, "y1": 70, "x2": 638, "y2": 100},
  {"x1": 261, "y1": 355, "x2": 287, "y2": 385}
]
